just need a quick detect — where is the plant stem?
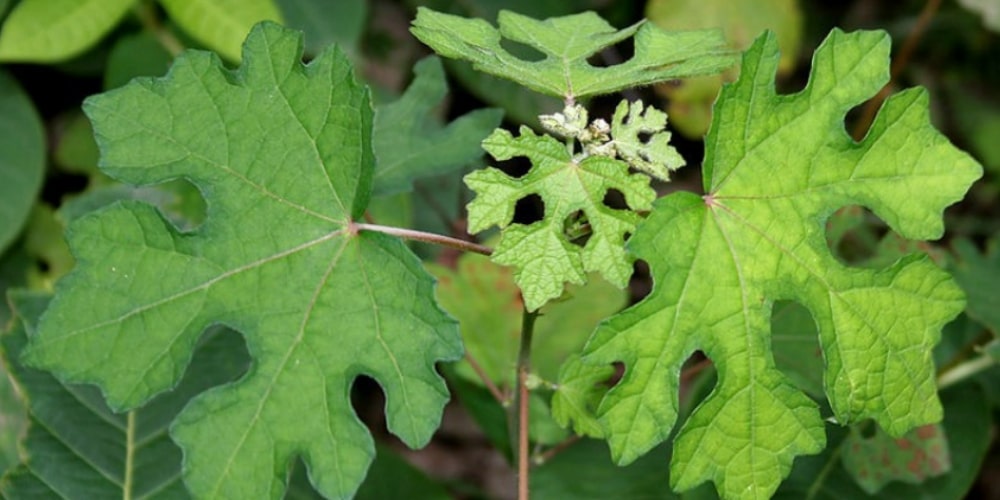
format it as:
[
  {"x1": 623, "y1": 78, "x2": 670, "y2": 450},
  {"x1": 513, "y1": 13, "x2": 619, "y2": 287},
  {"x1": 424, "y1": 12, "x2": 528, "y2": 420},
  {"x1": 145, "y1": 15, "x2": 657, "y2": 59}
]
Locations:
[
  {"x1": 353, "y1": 223, "x2": 492, "y2": 256},
  {"x1": 124, "y1": 411, "x2": 136, "y2": 500},
  {"x1": 513, "y1": 308, "x2": 539, "y2": 500},
  {"x1": 133, "y1": 1, "x2": 185, "y2": 58},
  {"x1": 465, "y1": 352, "x2": 507, "y2": 404},
  {"x1": 534, "y1": 434, "x2": 582, "y2": 465},
  {"x1": 937, "y1": 354, "x2": 997, "y2": 389}
]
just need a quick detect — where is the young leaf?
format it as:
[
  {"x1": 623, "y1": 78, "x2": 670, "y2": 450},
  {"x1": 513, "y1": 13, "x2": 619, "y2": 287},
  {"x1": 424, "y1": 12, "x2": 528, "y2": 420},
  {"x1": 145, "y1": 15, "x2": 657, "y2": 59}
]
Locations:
[
  {"x1": 466, "y1": 126, "x2": 656, "y2": 310},
  {"x1": 569, "y1": 30, "x2": 981, "y2": 498},
  {"x1": 22, "y1": 23, "x2": 461, "y2": 499},
  {"x1": 0, "y1": 0, "x2": 135, "y2": 63},
  {"x1": 608, "y1": 100, "x2": 685, "y2": 181},
  {"x1": 1, "y1": 292, "x2": 248, "y2": 499},
  {"x1": 410, "y1": 7, "x2": 737, "y2": 100},
  {"x1": 158, "y1": 0, "x2": 283, "y2": 61},
  {"x1": 0, "y1": 70, "x2": 45, "y2": 254},
  {"x1": 373, "y1": 56, "x2": 503, "y2": 196}
]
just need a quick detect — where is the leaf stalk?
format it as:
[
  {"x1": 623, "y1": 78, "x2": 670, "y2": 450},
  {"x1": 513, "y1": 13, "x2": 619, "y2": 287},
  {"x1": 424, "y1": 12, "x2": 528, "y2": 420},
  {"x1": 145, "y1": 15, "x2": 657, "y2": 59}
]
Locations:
[{"x1": 353, "y1": 223, "x2": 492, "y2": 256}]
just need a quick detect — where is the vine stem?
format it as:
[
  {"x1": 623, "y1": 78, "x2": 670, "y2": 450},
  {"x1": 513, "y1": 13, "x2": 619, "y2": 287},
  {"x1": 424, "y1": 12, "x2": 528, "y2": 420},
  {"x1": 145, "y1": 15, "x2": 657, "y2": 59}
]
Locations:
[
  {"x1": 937, "y1": 354, "x2": 996, "y2": 389},
  {"x1": 133, "y1": 1, "x2": 185, "y2": 58},
  {"x1": 353, "y1": 223, "x2": 492, "y2": 256},
  {"x1": 513, "y1": 308, "x2": 539, "y2": 500},
  {"x1": 124, "y1": 411, "x2": 136, "y2": 500},
  {"x1": 852, "y1": 0, "x2": 942, "y2": 139}
]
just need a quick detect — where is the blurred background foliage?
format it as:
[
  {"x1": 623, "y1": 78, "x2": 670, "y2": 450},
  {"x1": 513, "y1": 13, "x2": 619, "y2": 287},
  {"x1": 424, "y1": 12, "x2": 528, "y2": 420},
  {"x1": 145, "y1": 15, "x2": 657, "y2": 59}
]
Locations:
[{"x1": 1, "y1": 0, "x2": 999, "y2": 498}]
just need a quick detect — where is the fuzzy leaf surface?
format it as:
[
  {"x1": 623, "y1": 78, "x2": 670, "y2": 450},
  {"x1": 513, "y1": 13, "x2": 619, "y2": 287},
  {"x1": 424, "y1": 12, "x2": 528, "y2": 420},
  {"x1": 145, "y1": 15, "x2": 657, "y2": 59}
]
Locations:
[
  {"x1": 569, "y1": 30, "x2": 981, "y2": 499},
  {"x1": 410, "y1": 7, "x2": 736, "y2": 99},
  {"x1": 372, "y1": 56, "x2": 502, "y2": 196},
  {"x1": 608, "y1": 100, "x2": 685, "y2": 181},
  {"x1": 466, "y1": 126, "x2": 655, "y2": 310},
  {"x1": 22, "y1": 23, "x2": 461, "y2": 499}
]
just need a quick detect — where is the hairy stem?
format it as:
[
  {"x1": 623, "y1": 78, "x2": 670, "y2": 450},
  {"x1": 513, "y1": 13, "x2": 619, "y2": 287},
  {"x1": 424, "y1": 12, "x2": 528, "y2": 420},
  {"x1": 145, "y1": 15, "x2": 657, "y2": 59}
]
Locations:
[
  {"x1": 512, "y1": 308, "x2": 539, "y2": 500},
  {"x1": 354, "y1": 223, "x2": 492, "y2": 256},
  {"x1": 534, "y1": 434, "x2": 582, "y2": 465},
  {"x1": 133, "y1": 1, "x2": 185, "y2": 58}
]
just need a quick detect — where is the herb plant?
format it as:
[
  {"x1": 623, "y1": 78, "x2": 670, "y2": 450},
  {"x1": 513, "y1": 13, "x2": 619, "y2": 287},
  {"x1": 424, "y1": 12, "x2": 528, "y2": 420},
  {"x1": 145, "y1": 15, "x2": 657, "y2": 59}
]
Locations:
[{"x1": 0, "y1": 2, "x2": 991, "y2": 500}]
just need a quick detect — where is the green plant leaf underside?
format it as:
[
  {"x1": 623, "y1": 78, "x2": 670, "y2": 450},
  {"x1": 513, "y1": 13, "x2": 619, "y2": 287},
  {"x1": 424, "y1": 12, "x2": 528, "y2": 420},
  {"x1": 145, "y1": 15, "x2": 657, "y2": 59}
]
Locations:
[
  {"x1": 566, "y1": 29, "x2": 981, "y2": 499},
  {"x1": 22, "y1": 23, "x2": 461, "y2": 499},
  {"x1": 0, "y1": 292, "x2": 249, "y2": 499},
  {"x1": 410, "y1": 7, "x2": 737, "y2": 99}
]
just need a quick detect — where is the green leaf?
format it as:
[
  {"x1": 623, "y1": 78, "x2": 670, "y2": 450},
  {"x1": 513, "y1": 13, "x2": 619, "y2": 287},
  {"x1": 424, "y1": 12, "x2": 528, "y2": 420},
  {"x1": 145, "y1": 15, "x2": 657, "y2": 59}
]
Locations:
[
  {"x1": 158, "y1": 0, "x2": 283, "y2": 61},
  {"x1": 0, "y1": 70, "x2": 45, "y2": 254},
  {"x1": 950, "y1": 236, "x2": 1000, "y2": 335},
  {"x1": 466, "y1": 126, "x2": 655, "y2": 310},
  {"x1": 411, "y1": 7, "x2": 737, "y2": 100},
  {"x1": 373, "y1": 56, "x2": 502, "y2": 196},
  {"x1": 550, "y1": 353, "x2": 613, "y2": 438},
  {"x1": 23, "y1": 23, "x2": 461, "y2": 499},
  {"x1": 569, "y1": 30, "x2": 980, "y2": 498},
  {"x1": 0, "y1": 0, "x2": 136, "y2": 62},
  {"x1": 275, "y1": 0, "x2": 367, "y2": 58},
  {"x1": 841, "y1": 422, "x2": 950, "y2": 494},
  {"x1": 1, "y1": 291, "x2": 250, "y2": 498},
  {"x1": 608, "y1": 100, "x2": 685, "y2": 181}
]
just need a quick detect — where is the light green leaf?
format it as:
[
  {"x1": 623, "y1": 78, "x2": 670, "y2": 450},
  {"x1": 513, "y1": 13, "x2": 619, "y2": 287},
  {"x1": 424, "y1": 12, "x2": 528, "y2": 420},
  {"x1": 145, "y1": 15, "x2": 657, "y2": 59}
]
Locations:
[
  {"x1": 22, "y1": 23, "x2": 461, "y2": 499},
  {"x1": 608, "y1": 100, "x2": 685, "y2": 181},
  {"x1": 550, "y1": 353, "x2": 612, "y2": 438},
  {"x1": 569, "y1": 30, "x2": 980, "y2": 499},
  {"x1": 275, "y1": 0, "x2": 367, "y2": 58},
  {"x1": 0, "y1": 70, "x2": 45, "y2": 254},
  {"x1": 1, "y1": 291, "x2": 249, "y2": 498},
  {"x1": 373, "y1": 56, "x2": 502, "y2": 196},
  {"x1": 411, "y1": 7, "x2": 737, "y2": 100},
  {"x1": 466, "y1": 126, "x2": 655, "y2": 310},
  {"x1": 158, "y1": 0, "x2": 282, "y2": 61},
  {"x1": 0, "y1": 0, "x2": 136, "y2": 62}
]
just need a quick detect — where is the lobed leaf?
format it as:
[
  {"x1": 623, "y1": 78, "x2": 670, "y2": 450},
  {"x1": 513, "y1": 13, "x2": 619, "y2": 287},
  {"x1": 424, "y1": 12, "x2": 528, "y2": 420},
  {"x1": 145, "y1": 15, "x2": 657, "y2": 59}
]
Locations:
[
  {"x1": 608, "y1": 100, "x2": 685, "y2": 181},
  {"x1": 567, "y1": 29, "x2": 981, "y2": 499},
  {"x1": 22, "y1": 23, "x2": 461, "y2": 499},
  {"x1": 410, "y1": 7, "x2": 737, "y2": 100},
  {"x1": 465, "y1": 126, "x2": 655, "y2": 310}
]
